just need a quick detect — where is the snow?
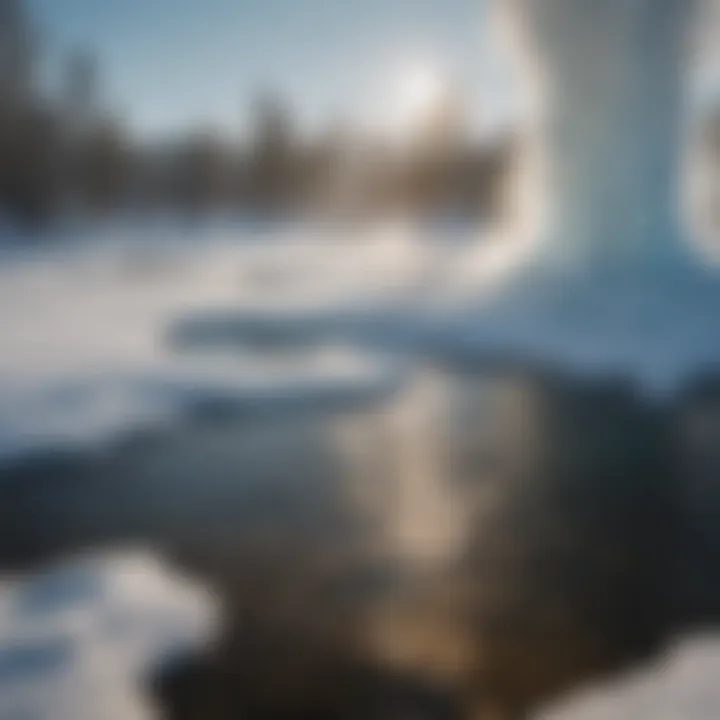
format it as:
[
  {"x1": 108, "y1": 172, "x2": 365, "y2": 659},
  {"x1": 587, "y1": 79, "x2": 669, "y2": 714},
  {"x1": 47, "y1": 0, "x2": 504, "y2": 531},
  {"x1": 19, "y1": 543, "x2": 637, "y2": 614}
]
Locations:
[
  {"x1": 0, "y1": 550, "x2": 216, "y2": 720},
  {"x1": 1, "y1": 216, "x2": 720, "y2": 720},
  {"x1": 0, "y1": 220, "x2": 452, "y2": 462},
  {"x1": 4, "y1": 214, "x2": 716, "y2": 468},
  {"x1": 541, "y1": 636, "x2": 720, "y2": 720}
]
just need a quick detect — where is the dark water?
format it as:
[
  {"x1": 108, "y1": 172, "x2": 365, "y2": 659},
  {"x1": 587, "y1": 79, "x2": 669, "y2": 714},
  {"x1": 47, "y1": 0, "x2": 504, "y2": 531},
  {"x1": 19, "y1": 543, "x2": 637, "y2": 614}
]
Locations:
[{"x1": 1, "y1": 359, "x2": 720, "y2": 719}]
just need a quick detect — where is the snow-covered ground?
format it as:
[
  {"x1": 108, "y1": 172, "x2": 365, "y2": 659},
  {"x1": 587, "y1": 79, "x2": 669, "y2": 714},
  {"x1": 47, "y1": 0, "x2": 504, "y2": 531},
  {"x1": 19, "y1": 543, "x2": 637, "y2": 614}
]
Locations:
[
  {"x1": 541, "y1": 636, "x2": 720, "y2": 720},
  {"x1": 2, "y1": 220, "x2": 720, "y2": 719},
  {"x1": 3, "y1": 218, "x2": 716, "y2": 467},
  {"x1": 0, "y1": 220, "x2": 455, "y2": 461},
  {"x1": 0, "y1": 550, "x2": 216, "y2": 720}
]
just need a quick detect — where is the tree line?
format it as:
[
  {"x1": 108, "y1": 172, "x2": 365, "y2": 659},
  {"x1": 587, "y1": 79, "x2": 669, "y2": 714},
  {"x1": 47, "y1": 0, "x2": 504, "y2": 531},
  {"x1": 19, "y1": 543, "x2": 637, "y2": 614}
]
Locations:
[{"x1": 0, "y1": 0, "x2": 514, "y2": 228}]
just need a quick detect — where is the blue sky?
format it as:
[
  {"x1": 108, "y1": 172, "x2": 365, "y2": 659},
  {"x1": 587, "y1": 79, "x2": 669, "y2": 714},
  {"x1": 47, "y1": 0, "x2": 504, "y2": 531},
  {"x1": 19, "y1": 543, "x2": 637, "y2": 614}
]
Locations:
[{"x1": 27, "y1": 0, "x2": 512, "y2": 138}]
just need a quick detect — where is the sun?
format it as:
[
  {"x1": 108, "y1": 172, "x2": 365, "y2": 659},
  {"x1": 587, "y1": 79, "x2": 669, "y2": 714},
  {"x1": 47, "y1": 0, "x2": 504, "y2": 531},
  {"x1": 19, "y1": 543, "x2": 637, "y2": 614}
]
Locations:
[
  {"x1": 387, "y1": 60, "x2": 447, "y2": 137},
  {"x1": 398, "y1": 62, "x2": 445, "y2": 117}
]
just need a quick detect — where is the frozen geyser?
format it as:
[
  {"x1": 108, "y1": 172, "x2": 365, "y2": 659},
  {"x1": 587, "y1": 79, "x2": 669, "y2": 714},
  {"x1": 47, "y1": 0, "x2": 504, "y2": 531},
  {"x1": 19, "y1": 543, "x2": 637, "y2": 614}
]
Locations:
[
  {"x1": 508, "y1": 0, "x2": 690, "y2": 270},
  {"x1": 439, "y1": 0, "x2": 720, "y2": 392}
]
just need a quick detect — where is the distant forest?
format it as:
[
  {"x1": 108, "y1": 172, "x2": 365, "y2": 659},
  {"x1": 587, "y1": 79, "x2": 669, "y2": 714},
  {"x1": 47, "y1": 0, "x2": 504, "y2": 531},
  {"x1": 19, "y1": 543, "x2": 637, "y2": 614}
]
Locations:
[{"x1": 1, "y1": 0, "x2": 514, "y2": 227}]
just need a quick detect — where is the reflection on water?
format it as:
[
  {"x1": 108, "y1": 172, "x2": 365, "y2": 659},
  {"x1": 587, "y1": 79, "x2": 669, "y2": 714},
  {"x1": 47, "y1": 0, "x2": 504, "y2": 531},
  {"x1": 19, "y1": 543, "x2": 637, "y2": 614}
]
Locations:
[{"x1": 2, "y1": 353, "x2": 720, "y2": 719}]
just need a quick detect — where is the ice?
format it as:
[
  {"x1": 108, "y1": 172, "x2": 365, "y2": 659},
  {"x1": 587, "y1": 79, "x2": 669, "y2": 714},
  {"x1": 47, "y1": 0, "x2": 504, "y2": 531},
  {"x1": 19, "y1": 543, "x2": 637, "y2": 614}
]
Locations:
[
  {"x1": 0, "y1": 220, "x2": 441, "y2": 463},
  {"x1": 541, "y1": 636, "x2": 720, "y2": 720},
  {"x1": 0, "y1": 550, "x2": 216, "y2": 720}
]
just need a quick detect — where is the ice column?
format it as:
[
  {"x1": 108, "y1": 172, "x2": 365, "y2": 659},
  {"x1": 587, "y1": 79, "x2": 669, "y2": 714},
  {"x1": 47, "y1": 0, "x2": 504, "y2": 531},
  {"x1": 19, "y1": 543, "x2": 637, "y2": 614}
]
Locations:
[{"x1": 509, "y1": 0, "x2": 694, "y2": 270}]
